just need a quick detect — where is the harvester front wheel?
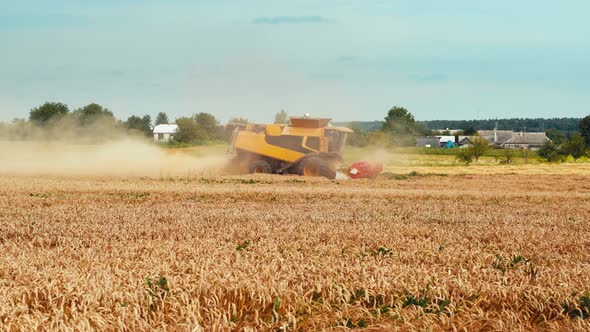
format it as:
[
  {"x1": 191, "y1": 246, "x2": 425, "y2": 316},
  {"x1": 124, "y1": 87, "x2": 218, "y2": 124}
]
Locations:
[
  {"x1": 249, "y1": 160, "x2": 273, "y2": 174},
  {"x1": 297, "y1": 157, "x2": 336, "y2": 179}
]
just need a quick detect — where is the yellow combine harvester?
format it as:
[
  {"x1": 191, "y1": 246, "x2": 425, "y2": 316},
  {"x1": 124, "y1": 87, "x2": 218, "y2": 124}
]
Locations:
[{"x1": 227, "y1": 117, "x2": 353, "y2": 179}]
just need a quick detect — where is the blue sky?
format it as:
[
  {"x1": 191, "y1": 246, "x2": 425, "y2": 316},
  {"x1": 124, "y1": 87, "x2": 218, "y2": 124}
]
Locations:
[{"x1": 1, "y1": 0, "x2": 588, "y2": 123}]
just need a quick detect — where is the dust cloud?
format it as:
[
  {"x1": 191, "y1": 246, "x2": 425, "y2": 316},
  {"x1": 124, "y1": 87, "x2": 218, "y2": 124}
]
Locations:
[
  {"x1": 350, "y1": 148, "x2": 397, "y2": 166},
  {"x1": 0, "y1": 139, "x2": 229, "y2": 177},
  {"x1": 0, "y1": 119, "x2": 229, "y2": 177},
  {"x1": 0, "y1": 117, "x2": 396, "y2": 178}
]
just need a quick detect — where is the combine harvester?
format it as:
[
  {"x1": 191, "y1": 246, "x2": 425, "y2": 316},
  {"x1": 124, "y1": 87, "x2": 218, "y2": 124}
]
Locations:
[{"x1": 227, "y1": 116, "x2": 382, "y2": 179}]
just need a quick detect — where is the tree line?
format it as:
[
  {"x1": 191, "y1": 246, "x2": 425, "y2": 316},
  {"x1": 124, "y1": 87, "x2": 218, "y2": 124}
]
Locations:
[
  {"x1": 419, "y1": 118, "x2": 581, "y2": 133},
  {"x1": 0, "y1": 101, "x2": 292, "y2": 144},
  {"x1": 26, "y1": 101, "x2": 172, "y2": 135},
  {"x1": 341, "y1": 118, "x2": 583, "y2": 135},
  {"x1": 3, "y1": 101, "x2": 589, "y2": 160}
]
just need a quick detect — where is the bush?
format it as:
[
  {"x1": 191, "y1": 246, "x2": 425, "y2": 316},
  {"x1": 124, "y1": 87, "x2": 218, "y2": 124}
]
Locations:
[
  {"x1": 455, "y1": 137, "x2": 489, "y2": 165},
  {"x1": 538, "y1": 141, "x2": 563, "y2": 162},
  {"x1": 561, "y1": 133, "x2": 586, "y2": 159},
  {"x1": 456, "y1": 149, "x2": 473, "y2": 164},
  {"x1": 497, "y1": 148, "x2": 515, "y2": 164},
  {"x1": 538, "y1": 134, "x2": 588, "y2": 162},
  {"x1": 470, "y1": 136, "x2": 490, "y2": 163}
]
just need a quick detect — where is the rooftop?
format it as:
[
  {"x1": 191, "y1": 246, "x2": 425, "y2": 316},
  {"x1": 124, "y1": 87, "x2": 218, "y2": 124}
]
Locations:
[
  {"x1": 478, "y1": 130, "x2": 513, "y2": 144},
  {"x1": 504, "y1": 132, "x2": 549, "y2": 145},
  {"x1": 153, "y1": 124, "x2": 178, "y2": 134},
  {"x1": 478, "y1": 130, "x2": 549, "y2": 145}
]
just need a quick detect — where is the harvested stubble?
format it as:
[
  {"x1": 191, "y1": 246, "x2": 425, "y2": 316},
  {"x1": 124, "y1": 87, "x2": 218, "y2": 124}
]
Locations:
[{"x1": 0, "y1": 174, "x2": 589, "y2": 331}]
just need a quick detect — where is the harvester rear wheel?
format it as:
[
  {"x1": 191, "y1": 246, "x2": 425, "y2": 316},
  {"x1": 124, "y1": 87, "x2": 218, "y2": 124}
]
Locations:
[
  {"x1": 297, "y1": 157, "x2": 336, "y2": 179},
  {"x1": 249, "y1": 160, "x2": 273, "y2": 174}
]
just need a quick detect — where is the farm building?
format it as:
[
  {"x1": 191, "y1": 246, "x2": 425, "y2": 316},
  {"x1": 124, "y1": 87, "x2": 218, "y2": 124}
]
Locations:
[
  {"x1": 478, "y1": 129, "x2": 549, "y2": 149},
  {"x1": 502, "y1": 132, "x2": 550, "y2": 149},
  {"x1": 416, "y1": 137, "x2": 440, "y2": 148},
  {"x1": 478, "y1": 130, "x2": 514, "y2": 146},
  {"x1": 437, "y1": 136, "x2": 456, "y2": 147},
  {"x1": 458, "y1": 137, "x2": 474, "y2": 148},
  {"x1": 440, "y1": 136, "x2": 473, "y2": 148},
  {"x1": 417, "y1": 136, "x2": 473, "y2": 148},
  {"x1": 153, "y1": 124, "x2": 178, "y2": 142}
]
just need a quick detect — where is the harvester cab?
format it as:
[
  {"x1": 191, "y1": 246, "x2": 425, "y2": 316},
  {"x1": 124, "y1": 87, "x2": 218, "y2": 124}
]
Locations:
[{"x1": 226, "y1": 117, "x2": 353, "y2": 179}]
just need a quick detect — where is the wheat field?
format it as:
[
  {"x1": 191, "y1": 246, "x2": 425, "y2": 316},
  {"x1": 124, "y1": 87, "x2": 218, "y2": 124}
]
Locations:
[{"x1": 0, "y1": 173, "x2": 589, "y2": 331}]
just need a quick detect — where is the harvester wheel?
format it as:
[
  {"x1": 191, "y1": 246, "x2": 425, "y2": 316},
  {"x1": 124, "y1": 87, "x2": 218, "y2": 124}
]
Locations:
[
  {"x1": 297, "y1": 157, "x2": 336, "y2": 179},
  {"x1": 249, "y1": 160, "x2": 273, "y2": 174}
]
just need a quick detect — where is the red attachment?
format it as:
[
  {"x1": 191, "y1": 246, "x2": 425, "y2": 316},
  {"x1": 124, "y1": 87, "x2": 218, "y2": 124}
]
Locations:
[{"x1": 347, "y1": 160, "x2": 384, "y2": 179}]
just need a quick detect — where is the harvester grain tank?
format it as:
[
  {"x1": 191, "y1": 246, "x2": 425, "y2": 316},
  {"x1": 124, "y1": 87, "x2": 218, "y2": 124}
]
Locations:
[{"x1": 226, "y1": 117, "x2": 353, "y2": 179}]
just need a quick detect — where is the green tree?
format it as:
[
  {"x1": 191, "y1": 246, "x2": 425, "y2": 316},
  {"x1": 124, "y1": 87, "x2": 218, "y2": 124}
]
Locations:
[
  {"x1": 381, "y1": 106, "x2": 424, "y2": 146},
  {"x1": 382, "y1": 106, "x2": 416, "y2": 134},
  {"x1": 579, "y1": 115, "x2": 590, "y2": 147},
  {"x1": 469, "y1": 136, "x2": 490, "y2": 163},
  {"x1": 125, "y1": 114, "x2": 152, "y2": 137},
  {"x1": 155, "y1": 112, "x2": 169, "y2": 126},
  {"x1": 545, "y1": 128, "x2": 565, "y2": 145},
  {"x1": 561, "y1": 133, "x2": 586, "y2": 158},
  {"x1": 175, "y1": 117, "x2": 205, "y2": 143},
  {"x1": 194, "y1": 112, "x2": 220, "y2": 140},
  {"x1": 73, "y1": 103, "x2": 115, "y2": 125},
  {"x1": 174, "y1": 113, "x2": 221, "y2": 143},
  {"x1": 537, "y1": 141, "x2": 562, "y2": 162},
  {"x1": 274, "y1": 110, "x2": 289, "y2": 124},
  {"x1": 29, "y1": 102, "x2": 69, "y2": 126}
]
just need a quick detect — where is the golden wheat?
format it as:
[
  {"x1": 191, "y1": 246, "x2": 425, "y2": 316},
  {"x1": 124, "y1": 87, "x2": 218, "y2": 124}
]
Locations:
[{"x1": 0, "y1": 174, "x2": 589, "y2": 331}]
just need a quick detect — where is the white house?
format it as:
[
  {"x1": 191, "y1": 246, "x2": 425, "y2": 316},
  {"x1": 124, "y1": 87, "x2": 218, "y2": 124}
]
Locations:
[{"x1": 153, "y1": 124, "x2": 178, "y2": 142}]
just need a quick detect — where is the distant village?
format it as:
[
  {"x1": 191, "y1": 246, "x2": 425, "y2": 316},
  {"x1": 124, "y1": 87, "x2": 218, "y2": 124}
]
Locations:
[
  {"x1": 152, "y1": 123, "x2": 551, "y2": 151},
  {"x1": 417, "y1": 129, "x2": 549, "y2": 150}
]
